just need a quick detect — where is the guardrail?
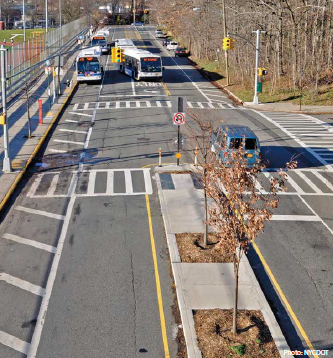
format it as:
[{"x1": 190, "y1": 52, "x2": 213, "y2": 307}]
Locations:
[{"x1": 0, "y1": 17, "x2": 88, "y2": 105}]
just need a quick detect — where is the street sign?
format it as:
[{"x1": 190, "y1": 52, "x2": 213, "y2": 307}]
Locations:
[
  {"x1": 175, "y1": 153, "x2": 181, "y2": 159},
  {"x1": 257, "y1": 82, "x2": 263, "y2": 93},
  {"x1": 45, "y1": 59, "x2": 50, "y2": 67},
  {"x1": 173, "y1": 112, "x2": 185, "y2": 125}
]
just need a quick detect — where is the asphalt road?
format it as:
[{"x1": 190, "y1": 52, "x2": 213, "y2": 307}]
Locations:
[{"x1": 0, "y1": 24, "x2": 332, "y2": 358}]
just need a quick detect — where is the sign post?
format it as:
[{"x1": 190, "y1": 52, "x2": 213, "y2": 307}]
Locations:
[
  {"x1": 173, "y1": 97, "x2": 186, "y2": 166},
  {"x1": 45, "y1": 60, "x2": 51, "y2": 110}
]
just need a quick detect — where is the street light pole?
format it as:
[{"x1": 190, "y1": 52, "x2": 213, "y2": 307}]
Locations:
[
  {"x1": 45, "y1": 0, "x2": 48, "y2": 33},
  {"x1": 133, "y1": 0, "x2": 136, "y2": 24},
  {"x1": 222, "y1": 0, "x2": 229, "y2": 85},
  {"x1": 23, "y1": 0, "x2": 26, "y2": 42},
  {"x1": 252, "y1": 29, "x2": 265, "y2": 104},
  {"x1": 0, "y1": 45, "x2": 12, "y2": 173}
]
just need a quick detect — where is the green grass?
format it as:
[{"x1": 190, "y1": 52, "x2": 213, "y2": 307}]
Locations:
[
  {"x1": 194, "y1": 58, "x2": 333, "y2": 106},
  {"x1": 0, "y1": 29, "x2": 46, "y2": 43}
]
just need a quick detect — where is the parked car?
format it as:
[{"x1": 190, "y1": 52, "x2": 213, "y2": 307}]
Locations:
[
  {"x1": 175, "y1": 47, "x2": 190, "y2": 57},
  {"x1": 210, "y1": 125, "x2": 261, "y2": 167},
  {"x1": 155, "y1": 30, "x2": 165, "y2": 38},
  {"x1": 162, "y1": 39, "x2": 170, "y2": 46},
  {"x1": 167, "y1": 41, "x2": 178, "y2": 51},
  {"x1": 131, "y1": 22, "x2": 144, "y2": 26}
]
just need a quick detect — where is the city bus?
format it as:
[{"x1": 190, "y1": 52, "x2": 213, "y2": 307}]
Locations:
[
  {"x1": 91, "y1": 34, "x2": 109, "y2": 54},
  {"x1": 76, "y1": 47, "x2": 103, "y2": 83},
  {"x1": 119, "y1": 48, "x2": 163, "y2": 81},
  {"x1": 115, "y1": 38, "x2": 136, "y2": 50}
]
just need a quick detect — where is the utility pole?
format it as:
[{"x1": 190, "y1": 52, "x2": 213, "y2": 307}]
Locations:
[
  {"x1": 252, "y1": 29, "x2": 265, "y2": 104},
  {"x1": 45, "y1": 0, "x2": 48, "y2": 33},
  {"x1": 222, "y1": 0, "x2": 229, "y2": 85},
  {"x1": 0, "y1": 46, "x2": 12, "y2": 172},
  {"x1": 23, "y1": 0, "x2": 26, "y2": 42},
  {"x1": 133, "y1": 0, "x2": 136, "y2": 24}
]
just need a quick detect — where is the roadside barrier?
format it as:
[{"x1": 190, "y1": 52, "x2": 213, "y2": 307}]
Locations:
[
  {"x1": 38, "y1": 99, "x2": 43, "y2": 124},
  {"x1": 158, "y1": 148, "x2": 162, "y2": 167}
]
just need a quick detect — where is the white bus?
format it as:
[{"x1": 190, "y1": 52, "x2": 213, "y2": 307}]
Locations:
[
  {"x1": 119, "y1": 48, "x2": 163, "y2": 81},
  {"x1": 91, "y1": 34, "x2": 109, "y2": 54},
  {"x1": 115, "y1": 38, "x2": 136, "y2": 50},
  {"x1": 76, "y1": 47, "x2": 103, "y2": 83}
]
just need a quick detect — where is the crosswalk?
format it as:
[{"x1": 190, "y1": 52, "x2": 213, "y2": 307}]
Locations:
[
  {"x1": 27, "y1": 168, "x2": 153, "y2": 198},
  {"x1": 159, "y1": 169, "x2": 333, "y2": 196},
  {"x1": 258, "y1": 112, "x2": 333, "y2": 168},
  {"x1": 71, "y1": 101, "x2": 238, "y2": 111}
]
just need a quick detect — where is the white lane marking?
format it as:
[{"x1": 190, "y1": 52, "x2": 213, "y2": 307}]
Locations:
[
  {"x1": 131, "y1": 77, "x2": 136, "y2": 96},
  {"x1": 0, "y1": 273, "x2": 45, "y2": 296},
  {"x1": 296, "y1": 171, "x2": 322, "y2": 193},
  {"x1": 46, "y1": 174, "x2": 59, "y2": 197},
  {"x1": 312, "y1": 171, "x2": 333, "y2": 191},
  {"x1": 126, "y1": 101, "x2": 131, "y2": 108},
  {"x1": 297, "y1": 133, "x2": 333, "y2": 136},
  {"x1": 69, "y1": 112, "x2": 93, "y2": 117},
  {"x1": 65, "y1": 119, "x2": 79, "y2": 123},
  {"x1": 187, "y1": 102, "x2": 193, "y2": 108},
  {"x1": 99, "y1": 94, "x2": 168, "y2": 97},
  {"x1": 270, "y1": 215, "x2": 321, "y2": 221},
  {"x1": 207, "y1": 102, "x2": 215, "y2": 108},
  {"x1": 197, "y1": 102, "x2": 205, "y2": 108},
  {"x1": 15, "y1": 206, "x2": 65, "y2": 220},
  {"x1": 27, "y1": 174, "x2": 43, "y2": 197},
  {"x1": 48, "y1": 149, "x2": 67, "y2": 153},
  {"x1": 252, "y1": 109, "x2": 333, "y2": 169},
  {"x1": 54, "y1": 139, "x2": 85, "y2": 145},
  {"x1": 136, "y1": 101, "x2": 141, "y2": 108},
  {"x1": 144, "y1": 168, "x2": 153, "y2": 194},
  {"x1": 83, "y1": 103, "x2": 90, "y2": 110},
  {"x1": 84, "y1": 127, "x2": 92, "y2": 150},
  {"x1": 284, "y1": 174, "x2": 305, "y2": 194},
  {"x1": 2, "y1": 233, "x2": 56, "y2": 253},
  {"x1": 72, "y1": 103, "x2": 79, "y2": 110},
  {"x1": 87, "y1": 171, "x2": 96, "y2": 195},
  {"x1": 66, "y1": 173, "x2": 78, "y2": 196},
  {"x1": 28, "y1": 196, "x2": 76, "y2": 358},
  {"x1": 156, "y1": 101, "x2": 162, "y2": 107},
  {"x1": 0, "y1": 331, "x2": 30, "y2": 355},
  {"x1": 125, "y1": 170, "x2": 133, "y2": 194},
  {"x1": 105, "y1": 102, "x2": 110, "y2": 109},
  {"x1": 146, "y1": 101, "x2": 151, "y2": 107},
  {"x1": 166, "y1": 101, "x2": 172, "y2": 107},
  {"x1": 115, "y1": 101, "x2": 120, "y2": 108},
  {"x1": 148, "y1": 29, "x2": 214, "y2": 103},
  {"x1": 59, "y1": 129, "x2": 87, "y2": 135},
  {"x1": 254, "y1": 179, "x2": 264, "y2": 192},
  {"x1": 106, "y1": 171, "x2": 114, "y2": 194}
]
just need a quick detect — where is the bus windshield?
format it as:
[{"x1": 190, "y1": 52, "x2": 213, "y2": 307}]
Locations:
[
  {"x1": 92, "y1": 38, "x2": 106, "y2": 46},
  {"x1": 140, "y1": 57, "x2": 161, "y2": 72},
  {"x1": 77, "y1": 57, "x2": 100, "y2": 72}
]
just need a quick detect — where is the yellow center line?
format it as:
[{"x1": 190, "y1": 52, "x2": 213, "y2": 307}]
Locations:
[
  {"x1": 252, "y1": 242, "x2": 319, "y2": 357},
  {"x1": 145, "y1": 194, "x2": 170, "y2": 358},
  {"x1": 162, "y1": 82, "x2": 171, "y2": 96}
]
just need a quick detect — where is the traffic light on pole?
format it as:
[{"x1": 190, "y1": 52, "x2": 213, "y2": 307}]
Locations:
[
  {"x1": 112, "y1": 47, "x2": 116, "y2": 62},
  {"x1": 120, "y1": 49, "x2": 125, "y2": 62},
  {"x1": 116, "y1": 47, "x2": 121, "y2": 62},
  {"x1": 229, "y1": 38, "x2": 235, "y2": 50},
  {"x1": 223, "y1": 37, "x2": 231, "y2": 51}
]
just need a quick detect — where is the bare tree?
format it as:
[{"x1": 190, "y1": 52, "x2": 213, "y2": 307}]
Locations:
[{"x1": 206, "y1": 140, "x2": 297, "y2": 334}]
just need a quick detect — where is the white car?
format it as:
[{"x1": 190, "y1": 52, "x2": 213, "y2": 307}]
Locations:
[
  {"x1": 155, "y1": 31, "x2": 164, "y2": 38},
  {"x1": 167, "y1": 41, "x2": 178, "y2": 51}
]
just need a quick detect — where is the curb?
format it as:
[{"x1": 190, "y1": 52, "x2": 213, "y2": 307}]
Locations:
[
  {"x1": 155, "y1": 172, "x2": 202, "y2": 358},
  {"x1": 0, "y1": 81, "x2": 78, "y2": 214},
  {"x1": 155, "y1": 166, "x2": 291, "y2": 358}
]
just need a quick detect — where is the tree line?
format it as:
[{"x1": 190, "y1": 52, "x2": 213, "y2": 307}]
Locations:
[{"x1": 149, "y1": 0, "x2": 333, "y2": 94}]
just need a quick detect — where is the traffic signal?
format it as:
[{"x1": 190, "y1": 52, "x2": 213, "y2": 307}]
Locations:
[
  {"x1": 229, "y1": 38, "x2": 235, "y2": 50},
  {"x1": 112, "y1": 47, "x2": 122, "y2": 63},
  {"x1": 222, "y1": 37, "x2": 231, "y2": 50},
  {"x1": 120, "y1": 49, "x2": 125, "y2": 62},
  {"x1": 258, "y1": 68, "x2": 268, "y2": 76}
]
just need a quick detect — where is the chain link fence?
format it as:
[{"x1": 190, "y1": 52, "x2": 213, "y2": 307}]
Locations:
[{"x1": 0, "y1": 17, "x2": 88, "y2": 104}]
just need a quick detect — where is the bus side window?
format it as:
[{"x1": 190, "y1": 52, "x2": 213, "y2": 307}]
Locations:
[{"x1": 125, "y1": 57, "x2": 132, "y2": 68}]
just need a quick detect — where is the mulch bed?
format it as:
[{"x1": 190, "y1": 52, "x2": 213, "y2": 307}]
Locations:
[
  {"x1": 176, "y1": 233, "x2": 234, "y2": 263},
  {"x1": 193, "y1": 309, "x2": 280, "y2": 357}
]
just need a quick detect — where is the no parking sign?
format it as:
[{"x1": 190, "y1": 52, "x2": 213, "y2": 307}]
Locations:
[{"x1": 173, "y1": 112, "x2": 185, "y2": 125}]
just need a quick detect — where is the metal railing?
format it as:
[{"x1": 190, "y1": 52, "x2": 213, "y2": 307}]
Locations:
[{"x1": 0, "y1": 17, "x2": 88, "y2": 104}]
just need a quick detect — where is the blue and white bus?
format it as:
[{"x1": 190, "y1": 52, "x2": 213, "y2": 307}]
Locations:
[
  {"x1": 91, "y1": 34, "x2": 109, "y2": 54},
  {"x1": 119, "y1": 48, "x2": 163, "y2": 81},
  {"x1": 76, "y1": 47, "x2": 103, "y2": 83}
]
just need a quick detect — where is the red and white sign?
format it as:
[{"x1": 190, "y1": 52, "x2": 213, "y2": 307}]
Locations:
[{"x1": 173, "y1": 112, "x2": 185, "y2": 125}]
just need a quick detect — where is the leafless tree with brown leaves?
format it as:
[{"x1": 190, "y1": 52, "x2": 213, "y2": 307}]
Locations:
[{"x1": 205, "y1": 137, "x2": 297, "y2": 334}]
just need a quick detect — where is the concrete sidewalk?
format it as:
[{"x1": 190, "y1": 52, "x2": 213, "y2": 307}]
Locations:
[
  {"x1": 155, "y1": 164, "x2": 291, "y2": 358},
  {"x1": 0, "y1": 49, "x2": 78, "y2": 211},
  {"x1": 244, "y1": 101, "x2": 333, "y2": 114}
]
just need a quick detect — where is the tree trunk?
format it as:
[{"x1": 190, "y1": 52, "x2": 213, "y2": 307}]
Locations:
[{"x1": 232, "y1": 254, "x2": 240, "y2": 334}]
